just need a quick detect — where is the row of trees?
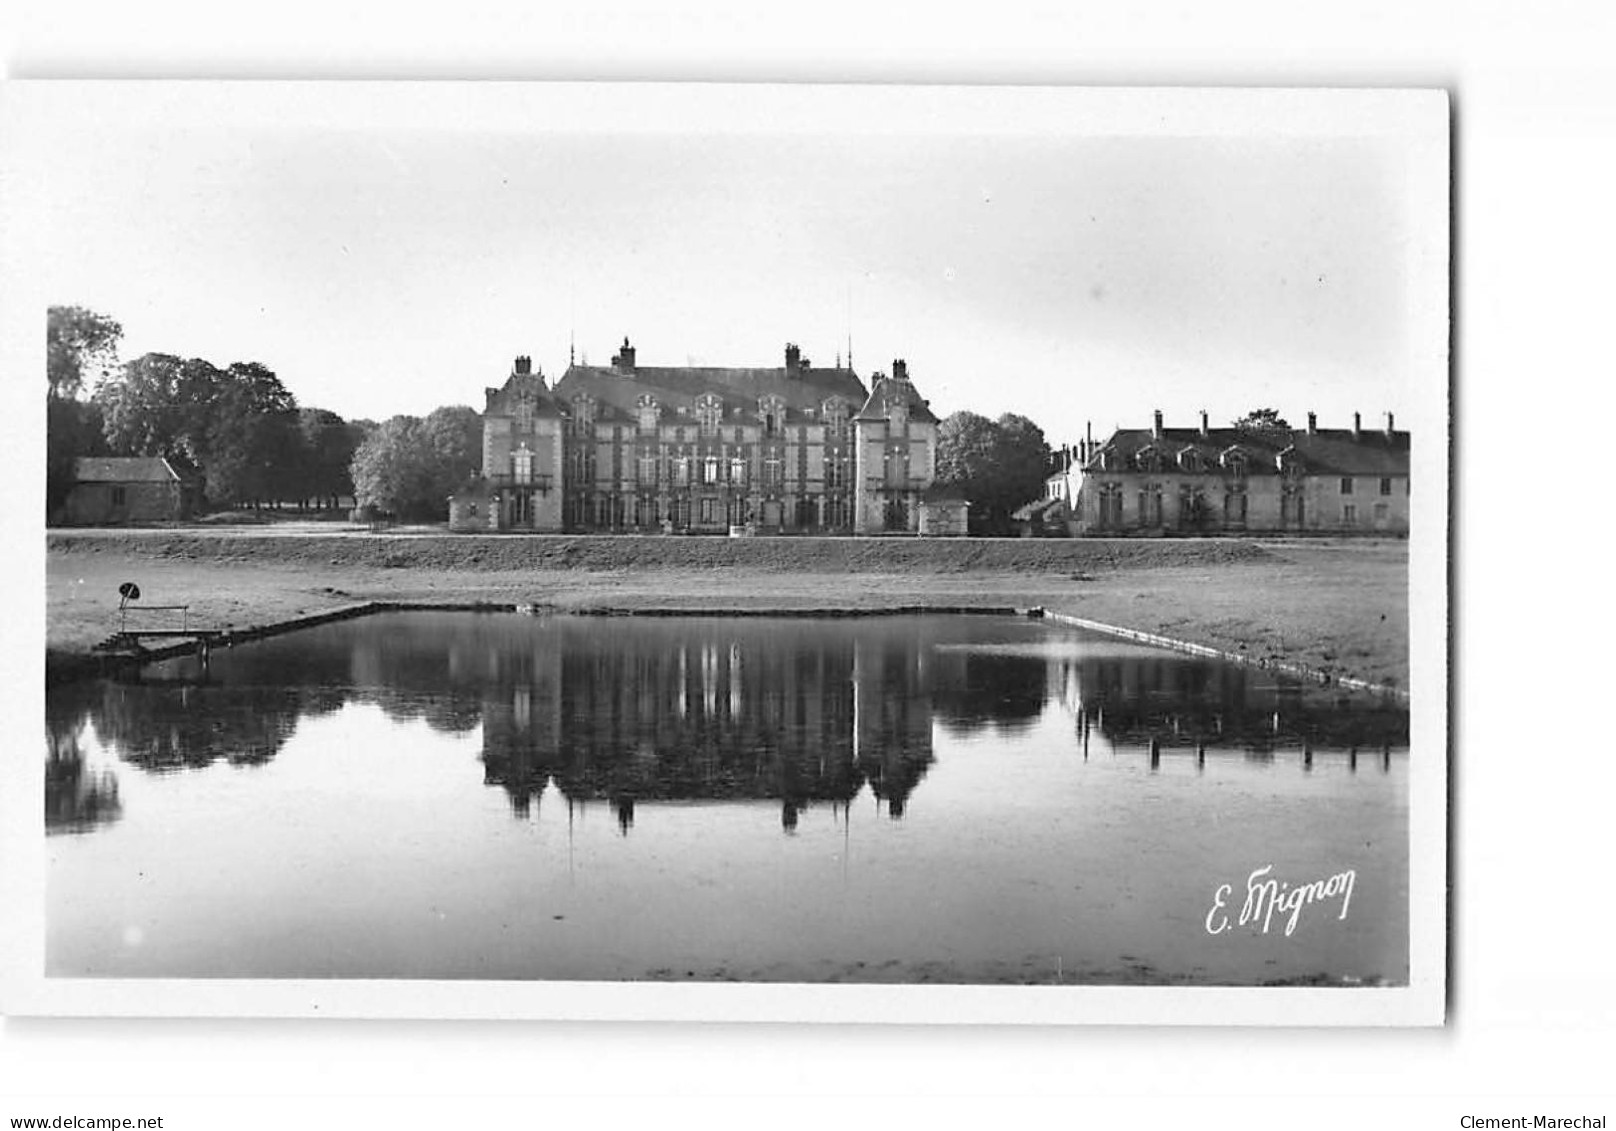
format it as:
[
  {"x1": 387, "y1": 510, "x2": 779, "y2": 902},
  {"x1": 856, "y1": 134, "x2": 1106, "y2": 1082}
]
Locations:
[
  {"x1": 48, "y1": 305, "x2": 488, "y2": 522},
  {"x1": 48, "y1": 306, "x2": 371, "y2": 515}
]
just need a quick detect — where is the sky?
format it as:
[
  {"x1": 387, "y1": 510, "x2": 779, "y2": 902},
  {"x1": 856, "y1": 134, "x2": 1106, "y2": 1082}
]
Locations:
[{"x1": 17, "y1": 85, "x2": 1447, "y2": 445}]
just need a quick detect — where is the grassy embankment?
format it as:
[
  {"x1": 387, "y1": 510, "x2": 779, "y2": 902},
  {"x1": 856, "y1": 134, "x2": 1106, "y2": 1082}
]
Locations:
[{"x1": 46, "y1": 528, "x2": 1409, "y2": 692}]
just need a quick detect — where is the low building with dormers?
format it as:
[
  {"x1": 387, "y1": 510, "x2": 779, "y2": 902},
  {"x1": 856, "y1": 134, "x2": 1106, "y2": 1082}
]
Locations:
[
  {"x1": 1070, "y1": 410, "x2": 1409, "y2": 536},
  {"x1": 451, "y1": 340, "x2": 948, "y2": 535}
]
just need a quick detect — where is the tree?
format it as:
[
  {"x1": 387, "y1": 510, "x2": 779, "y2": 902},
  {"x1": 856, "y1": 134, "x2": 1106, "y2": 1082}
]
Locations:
[
  {"x1": 350, "y1": 407, "x2": 483, "y2": 522},
  {"x1": 47, "y1": 306, "x2": 123, "y2": 400},
  {"x1": 421, "y1": 405, "x2": 483, "y2": 496},
  {"x1": 1232, "y1": 408, "x2": 1292, "y2": 434},
  {"x1": 203, "y1": 364, "x2": 301, "y2": 507},
  {"x1": 96, "y1": 353, "x2": 223, "y2": 466},
  {"x1": 46, "y1": 306, "x2": 123, "y2": 516},
  {"x1": 298, "y1": 408, "x2": 362, "y2": 509},
  {"x1": 934, "y1": 410, "x2": 1053, "y2": 536},
  {"x1": 351, "y1": 416, "x2": 436, "y2": 520}
]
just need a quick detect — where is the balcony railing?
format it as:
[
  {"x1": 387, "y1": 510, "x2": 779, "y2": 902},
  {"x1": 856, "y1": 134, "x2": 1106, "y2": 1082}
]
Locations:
[{"x1": 484, "y1": 472, "x2": 554, "y2": 491}]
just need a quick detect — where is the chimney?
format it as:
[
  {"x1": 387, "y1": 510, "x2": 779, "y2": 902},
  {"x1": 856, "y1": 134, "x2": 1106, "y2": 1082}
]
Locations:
[
  {"x1": 784, "y1": 342, "x2": 801, "y2": 376},
  {"x1": 1199, "y1": 410, "x2": 1209, "y2": 437},
  {"x1": 1307, "y1": 411, "x2": 1317, "y2": 435},
  {"x1": 1385, "y1": 411, "x2": 1395, "y2": 438},
  {"x1": 611, "y1": 337, "x2": 636, "y2": 374},
  {"x1": 892, "y1": 358, "x2": 909, "y2": 382},
  {"x1": 1352, "y1": 412, "x2": 1362, "y2": 440},
  {"x1": 1153, "y1": 410, "x2": 1164, "y2": 440},
  {"x1": 513, "y1": 355, "x2": 531, "y2": 376}
]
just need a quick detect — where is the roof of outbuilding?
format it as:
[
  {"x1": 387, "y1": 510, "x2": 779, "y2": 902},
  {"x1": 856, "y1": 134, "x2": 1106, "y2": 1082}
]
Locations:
[
  {"x1": 72, "y1": 457, "x2": 184, "y2": 483},
  {"x1": 1087, "y1": 425, "x2": 1410, "y2": 477}
]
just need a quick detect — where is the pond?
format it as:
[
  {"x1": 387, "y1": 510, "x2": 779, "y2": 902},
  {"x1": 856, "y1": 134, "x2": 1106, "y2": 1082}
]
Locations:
[{"x1": 45, "y1": 612, "x2": 1409, "y2": 985}]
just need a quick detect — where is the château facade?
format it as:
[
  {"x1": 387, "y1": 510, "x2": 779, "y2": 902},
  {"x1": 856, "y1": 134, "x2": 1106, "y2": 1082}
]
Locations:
[{"x1": 450, "y1": 340, "x2": 952, "y2": 535}]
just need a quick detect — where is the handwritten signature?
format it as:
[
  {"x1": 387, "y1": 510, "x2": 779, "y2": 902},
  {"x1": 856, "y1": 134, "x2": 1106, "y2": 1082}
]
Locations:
[{"x1": 1204, "y1": 865, "x2": 1356, "y2": 937}]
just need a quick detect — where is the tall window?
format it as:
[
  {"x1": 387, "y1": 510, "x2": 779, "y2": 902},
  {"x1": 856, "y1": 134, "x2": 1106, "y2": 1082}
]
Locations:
[
  {"x1": 730, "y1": 456, "x2": 747, "y2": 485},
  {"x1": 1340, "y1": 477, "x2": 1355, "y2": 495},
  {"x1": 1379, "y1": 477, "x2": 1393, "y2": 496},
  {"x1": 703, "y1": 456, "x2": 720, "y2": 485},
  {"x1": 884, "y1": 450, "x2": 907, "y2": 488},
  {"x1": 673, "y1": 457, "x2": 691, "y2": 487},
  {"x1": 638, "y1": 455, "x2": 658, "y2": 486},
  {"x1": 512, "y1": 446, "x2": 533, "y2": 484},
  {"x1": 699, "y1": 497, "x2": 717, "y2": 523},
  {"x1": 1343, "y1": 503, "x2": 1358, "y2": 525},
  {"x1": 762, "y1": 457, "x2": 783, "y2": 490}
]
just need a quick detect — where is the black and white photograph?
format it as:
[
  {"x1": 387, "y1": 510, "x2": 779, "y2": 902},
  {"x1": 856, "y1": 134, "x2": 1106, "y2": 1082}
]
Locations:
[{"x1": 3, "y1": 82, "x2": 1447, "y2": 1025}]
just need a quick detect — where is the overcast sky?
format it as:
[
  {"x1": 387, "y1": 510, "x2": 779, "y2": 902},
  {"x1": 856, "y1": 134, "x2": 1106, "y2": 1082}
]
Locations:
[{"x1": 18, "y1": 85, "x2": 1446, "y2": 443}]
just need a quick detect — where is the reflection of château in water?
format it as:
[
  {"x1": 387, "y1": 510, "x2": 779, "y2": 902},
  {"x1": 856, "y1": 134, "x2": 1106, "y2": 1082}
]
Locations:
[
  {"x1": 1049, "y1": 650, "x2": 1410, "y2": 754},
  {"x1": 45, "y1": 612, "x2": 1414, "y2": 834},
  {"x1": 479, "y1": 619, "x2": 935, "y2": 831}
]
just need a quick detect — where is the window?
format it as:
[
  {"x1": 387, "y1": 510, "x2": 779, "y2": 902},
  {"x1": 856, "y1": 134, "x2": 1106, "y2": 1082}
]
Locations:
[
  {"x1": 703, "y1": 457, "x2": 720, "y2": 485},
  {"x1": 468, "y1": 503, "x2": 478, "y2": 517},
  {"x1": 1343, "y1": 503, "x2": 1358, "y2": 525},
  {"x1": 763, "y1": 457, "x2": 784, "y2": 490},
  {"x1": 512, "y1": 446, "x2": 533, "y2": 484},
  {"x1": 825, "y1": 457, "x2": 844, "y2": 489},
  {"x1": 730, "y1": 457, "x2": 747, "y2": 485},
  {"x1": 697, "y1": 397, "x2": 722, "y2": 436},
  {"x1": 673, "y1": 458, "x2": 691, "y2": 487},
  {"x1": 1340, "y1": 477, "x2": 1354, "y2": 495},
  {"x1": 1380, "y1": 477, "x2": 1393, "y2": 496},
  {"x1": 884, "y1": 450, "x2": 907, "y2": 488},
  {"x1": 699, "y1": 497, "x2": 717, "y2": 523},
  {"x1": 1374, "y1": 502, "x2": 1389, "y2": 526},
  {"x1": 637, "y1": 396, "x2": 659, "y2": 431},
  {"x1": 638, "y1": 455, "x2": 658, "y2": 486},
  {"x1": 111, "y1": 486, "x2": 127, "y2": 507}
]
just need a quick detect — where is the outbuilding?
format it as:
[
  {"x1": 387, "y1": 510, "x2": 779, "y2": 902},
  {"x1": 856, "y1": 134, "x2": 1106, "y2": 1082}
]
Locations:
[{"x1": 59, "y1": 457, "x2": 198, "y2": 526}]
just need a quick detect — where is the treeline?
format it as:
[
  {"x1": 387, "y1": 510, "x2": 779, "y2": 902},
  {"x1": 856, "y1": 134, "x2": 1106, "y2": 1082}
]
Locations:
[{"x1": 46, "y1": 305, "x2": 480, "y2": 522}]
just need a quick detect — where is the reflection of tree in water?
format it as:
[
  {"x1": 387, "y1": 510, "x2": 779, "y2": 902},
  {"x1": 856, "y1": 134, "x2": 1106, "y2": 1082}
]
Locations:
[
  {"x1": 929, "y1": 648, "x2": 1048, "y2": 738},
  {"x1": 46, "y1": 709, "x2": 121, "y2": 834},
  {"x1": 1063, "y1": 654, "x2": 1409, "y2": 752},
  {"x1": 90, "y1": 678, "x2": 308, "y2": 770}
]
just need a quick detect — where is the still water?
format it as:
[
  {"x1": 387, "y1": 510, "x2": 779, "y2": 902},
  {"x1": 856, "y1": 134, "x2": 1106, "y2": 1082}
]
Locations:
[{"x1": 46, "y1": 613, "x2": 1409, "y2": 985}]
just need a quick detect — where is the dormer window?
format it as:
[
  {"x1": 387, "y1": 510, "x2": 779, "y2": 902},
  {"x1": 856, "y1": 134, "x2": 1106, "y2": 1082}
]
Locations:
[
  {"x1": 696, "y1": 394, "x2": 723, "y2": 437},
  {"x1": 1134, "y1": 445, "x2": 1160, "y2": 473},
  {"x1": 636, "y1": 394, "x2": 660, "y2": 432},
  {"x1": 571, "y1": 394, "x2": 596, "y2": 435},
  {"x1": 1276, "y1": 445, "x2": 1301, "y2": 474},
  {"x1": 1177, "y1": 447, "x2": 1201, "y2": 473},
  {"x1": 888, "y1": 398, "x2": 909, "y2": 430},
  {"x1": 823, "y1": 397, "x2": 849, "y2": 436},
  {"x1": 759, "y1": 394, "x2": 786, "y2": 437},
  {"x1": 1220, "y1": 445, "x2": 1248, "y2": 477}
]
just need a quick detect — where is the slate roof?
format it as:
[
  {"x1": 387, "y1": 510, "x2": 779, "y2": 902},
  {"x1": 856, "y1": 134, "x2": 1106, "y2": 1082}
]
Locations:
[
  {"x1": 484, "y1": 372, "x2": 564, "y2": 418},
  {"x1": 548, "y1": 362, "x2": 869, "y2": 426},
  {"x1": 1087, "y1": 425, "x2": 1410, "y2": 477},
  {"x1": 72, "y1": 457, "x2": 184, "y2": 483},
  {"x1": 854, "y1": 374, "x2": 940, "y2": 425}
]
